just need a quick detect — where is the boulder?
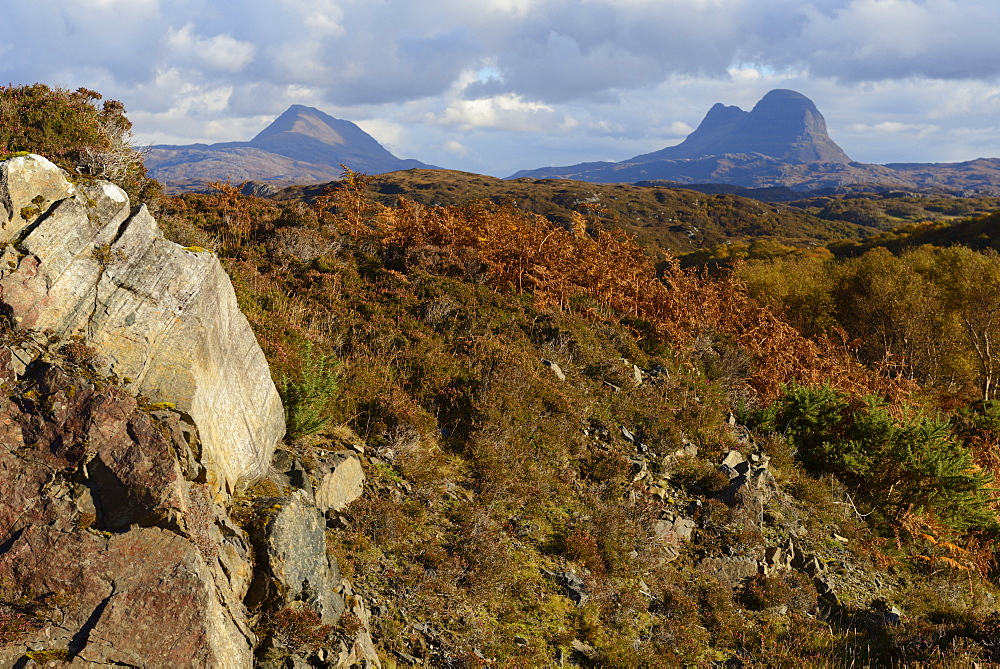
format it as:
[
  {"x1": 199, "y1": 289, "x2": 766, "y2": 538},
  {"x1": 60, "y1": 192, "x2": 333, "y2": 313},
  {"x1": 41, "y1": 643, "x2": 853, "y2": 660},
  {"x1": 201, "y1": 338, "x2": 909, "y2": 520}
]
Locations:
[
  {"x1": 246, "y1": 491, "x2": 345, "y2": 625},
  {"x1": 721, "y1": 449, "x2": 747, "y2": 470},
  {"x1": 315, "y1": 452, "x2": 366, "y2": 513},
  {"x1": 0, "y1": 153, "x2": 76, "y2": 232},
  {"x1": 544, "y1": 570, "x2": 591, "y2": 607},
  {"x1": 0, "y1": 154, "x2": 283, "y2": 494},
  {"x1": 697, "y1": 557, "x2": 762, "y2": 585},
  {"x1": 652, "y1": 515, "x2": 696, "y2": 545},
  {"x1": 541, "y1": 358, "x2": 566, "y2": 381}
]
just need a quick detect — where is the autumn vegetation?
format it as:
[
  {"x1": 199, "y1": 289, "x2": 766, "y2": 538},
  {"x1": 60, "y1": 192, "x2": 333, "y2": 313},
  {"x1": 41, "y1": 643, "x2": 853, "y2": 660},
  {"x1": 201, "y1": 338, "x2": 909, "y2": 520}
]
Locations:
[
  {"x1": 8, "y1": 85, "x2": 1000, "y2": 664},
  {"x1": 148, "y1": 167, "x2": 1000, "y2": 664},
  {"x1": 0, "y1": 83, "x2": 160, "y2": 203}
]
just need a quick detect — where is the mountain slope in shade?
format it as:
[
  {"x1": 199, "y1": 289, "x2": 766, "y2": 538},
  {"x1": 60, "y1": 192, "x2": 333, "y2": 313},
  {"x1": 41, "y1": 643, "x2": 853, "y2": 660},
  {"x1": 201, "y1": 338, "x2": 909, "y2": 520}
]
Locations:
[{"x1": 146, "y1": 105, "x2": 438, "y2": 192}]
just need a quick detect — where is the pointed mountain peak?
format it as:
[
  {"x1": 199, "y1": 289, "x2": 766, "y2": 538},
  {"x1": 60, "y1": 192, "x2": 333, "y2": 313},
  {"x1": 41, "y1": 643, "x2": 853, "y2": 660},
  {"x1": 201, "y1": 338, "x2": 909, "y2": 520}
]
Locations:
[
  {"x1": 248, "y1": 104, "x2": 409, "y2": 167},
  {"x1": 252, "y1": 105, "x2": 358, "y2": 147}
]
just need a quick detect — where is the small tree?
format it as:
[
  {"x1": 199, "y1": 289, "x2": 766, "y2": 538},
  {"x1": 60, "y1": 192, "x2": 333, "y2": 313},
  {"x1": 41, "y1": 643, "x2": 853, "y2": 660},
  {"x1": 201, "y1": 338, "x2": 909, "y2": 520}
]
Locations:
[
  {"x1": 279, "y1": 341, "x2": 339, "y2": 439},
  {"x1": 765, "y1": 384, "x2": 996, "y2": 532}
]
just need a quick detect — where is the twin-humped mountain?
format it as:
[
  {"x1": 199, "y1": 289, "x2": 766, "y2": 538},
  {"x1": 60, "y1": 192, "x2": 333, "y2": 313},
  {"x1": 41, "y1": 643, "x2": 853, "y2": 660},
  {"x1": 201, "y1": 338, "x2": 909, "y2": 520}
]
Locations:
[
  {"x1": 511, "y1": 89, "x2": 942, "y2": 190},
  {"x1": 145, "y1": 105, "x2": 436, "y2": 193},
  {"x1": 512, "y1": 90, "x2": 1000, "y2": 193},
  {"x1": 148, "y1": 92, "x2": 1000, "y2": 195},
  {"x1": 638, "y1": 89, "x2": 852, "y2": 165}
]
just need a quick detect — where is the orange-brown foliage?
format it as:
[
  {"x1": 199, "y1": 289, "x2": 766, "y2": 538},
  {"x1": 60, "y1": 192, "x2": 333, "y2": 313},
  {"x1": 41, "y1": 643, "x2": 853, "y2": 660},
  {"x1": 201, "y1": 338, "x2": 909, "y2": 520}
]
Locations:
[{"x1": 317, "y1": 173, "x2": 912, "y2": 403}]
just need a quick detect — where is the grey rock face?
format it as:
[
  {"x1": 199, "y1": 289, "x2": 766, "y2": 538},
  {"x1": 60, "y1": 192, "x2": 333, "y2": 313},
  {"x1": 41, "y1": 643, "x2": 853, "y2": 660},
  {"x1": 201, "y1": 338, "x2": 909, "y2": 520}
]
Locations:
[
  {"x1": 636, "y1": 90, "x2": 851, "y2": 165},
  {"x1": 247, "y1": 491, "x2": 345, "y2": 625},
  {"x1": 0, "y1": 154, "x2": 283, "y2": 494}
]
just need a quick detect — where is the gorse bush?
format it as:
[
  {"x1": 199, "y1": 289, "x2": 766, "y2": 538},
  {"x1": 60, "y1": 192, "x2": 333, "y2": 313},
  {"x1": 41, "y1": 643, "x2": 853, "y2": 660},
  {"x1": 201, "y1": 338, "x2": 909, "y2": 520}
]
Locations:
[{"x1": 760, "y1": 384, "x2": 996, "y2": 532}]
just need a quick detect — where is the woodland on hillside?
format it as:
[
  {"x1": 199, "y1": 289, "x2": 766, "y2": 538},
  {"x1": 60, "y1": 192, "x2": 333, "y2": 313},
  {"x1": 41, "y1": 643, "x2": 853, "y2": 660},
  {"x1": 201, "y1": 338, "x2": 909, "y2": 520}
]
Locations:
[{"x1": 6, "y1": 84, "x2": 1000, "y2": 666}]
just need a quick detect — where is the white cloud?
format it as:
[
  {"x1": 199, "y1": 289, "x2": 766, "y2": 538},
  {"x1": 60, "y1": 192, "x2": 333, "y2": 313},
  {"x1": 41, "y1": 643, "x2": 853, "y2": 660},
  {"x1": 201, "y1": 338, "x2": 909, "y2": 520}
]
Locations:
[
  {"x1": 444, "y1": 140, "x2": 469, "y2": 156},
  {"x1": 437, "y1": 94, "x2": 560, "y2": 132},
  {"x1": 164, "y1": 25, "x2": 256, "y2": 72},
  {"x1": 355, "y1": 119, "x2": 408, "y2": 153},
  {"x1": 3, "y1": 0, "x2": 1000, "y2": 175},
  {"x1": 847, "y1": 121, "x2": 939, "y2": 136}
]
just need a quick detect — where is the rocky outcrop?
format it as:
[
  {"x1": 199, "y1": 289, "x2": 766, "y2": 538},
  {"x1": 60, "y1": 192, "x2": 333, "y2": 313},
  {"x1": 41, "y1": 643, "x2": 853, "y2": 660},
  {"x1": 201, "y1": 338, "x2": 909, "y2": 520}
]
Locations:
[
  {"x1": 0, "y1": 156, "x2": 380, "y2": 666},
  {"x1": 0, "y1": 360, "x2": 255, "y2": 667},
  {"x1": 0, "y1": 154, "x2": 283, "y2": 494},
  {"x1": 0, "y1": 357, "x2": 375, "y2": 665},
  {"x1": 246, "y1": 491, "x2": 346, "y2": 625}
]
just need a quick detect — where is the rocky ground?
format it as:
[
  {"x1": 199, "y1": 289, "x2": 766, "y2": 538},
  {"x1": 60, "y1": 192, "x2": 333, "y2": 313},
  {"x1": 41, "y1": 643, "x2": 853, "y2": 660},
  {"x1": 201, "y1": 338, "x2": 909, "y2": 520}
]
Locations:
[{"x1": 0, "y1": 155, "x2": 376, "y2": 667}]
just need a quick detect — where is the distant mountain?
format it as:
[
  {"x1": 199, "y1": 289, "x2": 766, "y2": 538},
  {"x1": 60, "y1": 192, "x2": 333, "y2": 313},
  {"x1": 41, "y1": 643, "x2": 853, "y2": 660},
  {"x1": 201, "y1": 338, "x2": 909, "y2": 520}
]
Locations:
[
  {"x1": 510, "y1": 90, "x2": 1000, "y2": 194},
  {"x1": 146, "y1": 105, "x2": 438, "y2": 192},
  {"x1": 637, "y1": 90, "x2": 852, "y2": 165}
]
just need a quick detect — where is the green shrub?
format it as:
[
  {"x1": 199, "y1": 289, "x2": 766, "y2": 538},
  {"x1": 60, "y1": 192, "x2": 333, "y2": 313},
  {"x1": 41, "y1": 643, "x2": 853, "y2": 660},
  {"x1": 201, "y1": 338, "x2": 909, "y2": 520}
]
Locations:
[
  {"x1": 742, "y1": 572, "x2": 817, "y2": 613},
  {"x1": 279, "y1": 341, "x2": 339, "y2": 439},
  {"x1": 0, "y1": 84, "x2": 159, "y2": 204},
  {"x1": 762, "y1": 384, "x2": 996, "y2": 532}
]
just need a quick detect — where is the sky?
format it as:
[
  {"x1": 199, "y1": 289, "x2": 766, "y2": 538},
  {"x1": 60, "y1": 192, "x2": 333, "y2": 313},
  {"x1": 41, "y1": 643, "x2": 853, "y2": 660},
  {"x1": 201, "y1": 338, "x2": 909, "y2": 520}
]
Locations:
[{"x1": 3, "y1": 0, "x2": 1000, "y2": 177}]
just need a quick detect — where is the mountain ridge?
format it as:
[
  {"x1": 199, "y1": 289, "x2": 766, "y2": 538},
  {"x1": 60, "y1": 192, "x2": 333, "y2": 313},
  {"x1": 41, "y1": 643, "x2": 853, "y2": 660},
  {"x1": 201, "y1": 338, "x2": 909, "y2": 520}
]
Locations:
[
  {"x1": 634, "y1": 90, "x2": 851, "y2": 165},
  {"x1": 146, "y1": 95, "x2": 1000, "y2": 196},
  {"x1": 146, "y1": 105, "x2": 438, "y2": 192}
]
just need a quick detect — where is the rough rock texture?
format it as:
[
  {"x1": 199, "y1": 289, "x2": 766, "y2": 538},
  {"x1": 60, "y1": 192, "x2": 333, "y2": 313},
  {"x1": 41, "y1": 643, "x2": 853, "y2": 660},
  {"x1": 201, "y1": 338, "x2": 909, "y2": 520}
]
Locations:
[
  {"x1": 0, "y1": 155, "x2": 375, "y2": 667},
  {"x1": 0, "y1": 361, "x2": 254, "y2": 667},
  {"x1": 314, "y1": 453, "x2": 365, "y2": 513},
  {"x1": 0, "y1": 154, "x2": 283, "y2": 493},
  {"x1": 333, "y1": 580, "x2": 381, "y2": 668},
  {"x1": 246, "y1": 491, "x2": 345, "y2": 626}
]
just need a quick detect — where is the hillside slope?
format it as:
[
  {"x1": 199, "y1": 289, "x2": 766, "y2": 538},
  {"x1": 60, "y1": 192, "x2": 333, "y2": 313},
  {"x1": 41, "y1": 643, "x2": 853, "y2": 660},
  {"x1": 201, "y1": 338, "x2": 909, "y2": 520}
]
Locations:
[
  {"x1": 273, "y1": 168, "x2": 867, "y2": 258},
  {"x1": 151, "y1": 176, "x2": 1000, "y2": 666},
  {"x1": 6, "y1": 84, "x2": 1000, "y2": 666}
]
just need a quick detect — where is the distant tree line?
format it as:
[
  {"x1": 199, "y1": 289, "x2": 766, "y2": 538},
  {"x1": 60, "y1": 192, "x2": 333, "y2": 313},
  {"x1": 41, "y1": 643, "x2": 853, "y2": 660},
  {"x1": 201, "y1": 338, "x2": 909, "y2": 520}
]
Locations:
[{"x1": 739, "y1": 244, "x2": 1000, "y2": 403}]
